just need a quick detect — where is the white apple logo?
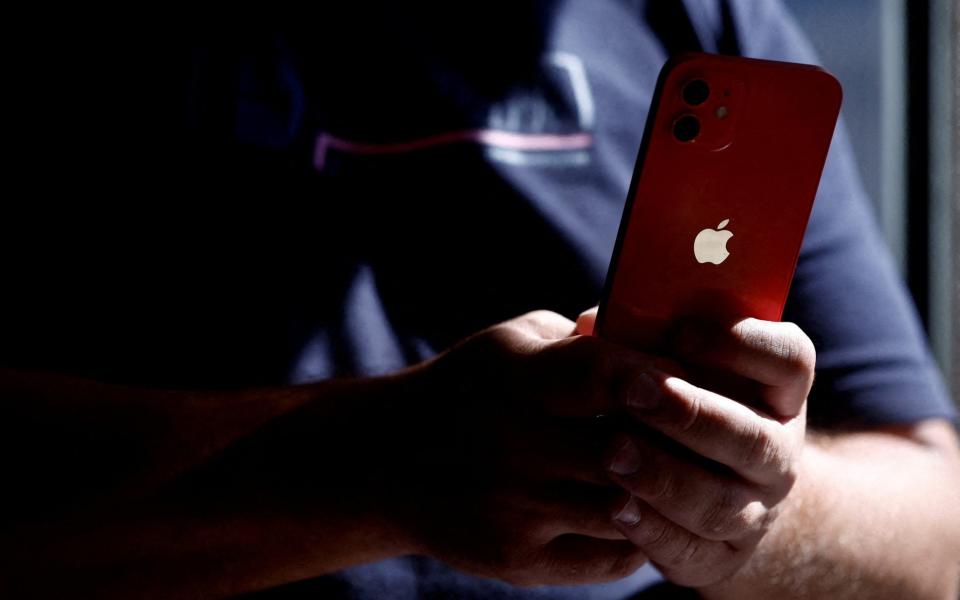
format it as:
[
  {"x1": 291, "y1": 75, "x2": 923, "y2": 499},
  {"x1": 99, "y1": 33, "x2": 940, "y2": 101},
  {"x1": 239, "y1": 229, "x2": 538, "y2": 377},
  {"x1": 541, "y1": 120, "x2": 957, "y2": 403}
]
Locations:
[{"x1": 693, "y1": 219, "x2": 734, "y2": 265}]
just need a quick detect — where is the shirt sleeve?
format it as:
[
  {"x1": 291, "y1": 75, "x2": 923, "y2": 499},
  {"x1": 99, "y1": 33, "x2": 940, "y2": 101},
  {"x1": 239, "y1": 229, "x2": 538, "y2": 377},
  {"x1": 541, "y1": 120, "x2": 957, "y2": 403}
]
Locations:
[{"x1": 724, "y1": 0, "x2": 957, "y2": 427}]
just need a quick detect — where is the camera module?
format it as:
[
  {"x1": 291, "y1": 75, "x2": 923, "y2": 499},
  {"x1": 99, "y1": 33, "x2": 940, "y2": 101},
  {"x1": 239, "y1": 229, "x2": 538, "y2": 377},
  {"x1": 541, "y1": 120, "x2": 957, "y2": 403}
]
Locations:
[
  {"x1": 673, "y1": 115, "x2": 700, "y2": 142},
  {"x1": 682, "y1": 79, "x2": 710, "y2": 106}
]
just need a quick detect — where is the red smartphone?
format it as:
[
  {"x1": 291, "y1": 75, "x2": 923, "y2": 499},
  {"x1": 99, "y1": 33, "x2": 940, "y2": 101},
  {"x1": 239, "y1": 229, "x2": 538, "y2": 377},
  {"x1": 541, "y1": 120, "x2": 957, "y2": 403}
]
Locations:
[{"x1": 595, "y1": 53, "x2": 842, "y2": 349}]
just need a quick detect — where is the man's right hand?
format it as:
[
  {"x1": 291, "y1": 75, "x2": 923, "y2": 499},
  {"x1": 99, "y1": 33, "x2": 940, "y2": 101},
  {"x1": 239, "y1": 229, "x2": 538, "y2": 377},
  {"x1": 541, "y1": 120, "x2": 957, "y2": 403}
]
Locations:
[
  {"x1": 2, "y1": 309, "x2": 657, "y2": 597},
  {"x1": 360, "y1": 310, "x2": 653, "y2": 586}
]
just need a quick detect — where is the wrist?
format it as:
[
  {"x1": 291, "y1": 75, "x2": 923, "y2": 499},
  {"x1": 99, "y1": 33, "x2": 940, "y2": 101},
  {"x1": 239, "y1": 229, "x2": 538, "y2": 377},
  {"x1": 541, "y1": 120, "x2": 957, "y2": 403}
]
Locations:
[
  {"x1": 236, "y1": 370, "x2": 430, "y2": 571},
  {"x1": 309, "y1": 367, "x2": 431, "y2": 560}
]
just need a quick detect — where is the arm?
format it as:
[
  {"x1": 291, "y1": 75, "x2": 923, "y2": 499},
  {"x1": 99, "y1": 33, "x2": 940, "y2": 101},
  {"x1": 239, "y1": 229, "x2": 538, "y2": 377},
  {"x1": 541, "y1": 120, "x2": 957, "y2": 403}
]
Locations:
[
  {"x1": 574, "y1": 309, "x2": 960, "y2": 598},
  {"x1": 701, "y1": 420, "x2": 960, "y2": 599},
  {"x1": 4, "y1": 310, "x2": 658, "y2": 598},
  {"x1": 1, "y1": 368, "x2": 411, "y2": 598},
  {"x1": 693, "y1": 4, "x2": 960, "y2": 591}
]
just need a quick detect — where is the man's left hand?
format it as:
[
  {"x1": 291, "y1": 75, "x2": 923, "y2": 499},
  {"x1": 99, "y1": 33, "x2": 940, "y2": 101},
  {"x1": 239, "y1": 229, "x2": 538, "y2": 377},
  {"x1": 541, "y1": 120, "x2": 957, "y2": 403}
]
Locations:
[{"x1": 577, "y1": 310, "x2": 814, "y2": 587}]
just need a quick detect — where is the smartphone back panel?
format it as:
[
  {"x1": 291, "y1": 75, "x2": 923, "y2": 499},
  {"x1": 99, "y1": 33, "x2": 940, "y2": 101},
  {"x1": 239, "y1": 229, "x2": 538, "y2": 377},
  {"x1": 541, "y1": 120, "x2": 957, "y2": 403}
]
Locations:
[{"x1": 596, "y1": 53, "x2": 842, "y2": 349}]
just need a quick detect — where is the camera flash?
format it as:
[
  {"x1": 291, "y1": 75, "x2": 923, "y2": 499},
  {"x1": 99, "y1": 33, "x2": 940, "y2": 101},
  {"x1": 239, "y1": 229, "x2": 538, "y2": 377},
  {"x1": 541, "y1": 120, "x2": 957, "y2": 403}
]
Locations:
[{"x1": 716, "y1": 106, "x2": 729, "y2": 119}]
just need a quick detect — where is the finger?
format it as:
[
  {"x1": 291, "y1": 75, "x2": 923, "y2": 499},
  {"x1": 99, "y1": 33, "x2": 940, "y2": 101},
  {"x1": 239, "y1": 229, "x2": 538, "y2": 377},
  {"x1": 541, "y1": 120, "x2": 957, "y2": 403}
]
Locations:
[
  {"x1": 611, "y1": 497, "x2": 740, "y2": 587},
  {"x1": 505, "y1": 419, "x2": 611, "y2": 485},
  {"x1": 604, "y1": 434, "x2": 776, "y2": 542},
  {"x1": 576, "y1": 307, "x2": 598, "y2": 336},
  {"x1": 624, "y1": 369, "x2": 801, "y2": 487},
  {"x1": 670, "y1": 318, "x2": 815, "y2": 418},
  {"x1": 533, "y1": 334, "x2": 681, "y2": 418},
  {"x1": 532, "y1": 535, "x2": 647, "y2": 586},
  {"x1": 521, "y1": 483, "x2": 628, "y2": 541}
]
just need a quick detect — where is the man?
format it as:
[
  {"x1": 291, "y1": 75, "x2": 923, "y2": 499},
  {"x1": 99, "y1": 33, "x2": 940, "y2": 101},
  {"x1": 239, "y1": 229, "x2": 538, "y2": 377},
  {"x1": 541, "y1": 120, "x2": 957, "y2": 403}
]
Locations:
[{"x1": 2, "y1": 1, "x2": 958, "y2": 598}]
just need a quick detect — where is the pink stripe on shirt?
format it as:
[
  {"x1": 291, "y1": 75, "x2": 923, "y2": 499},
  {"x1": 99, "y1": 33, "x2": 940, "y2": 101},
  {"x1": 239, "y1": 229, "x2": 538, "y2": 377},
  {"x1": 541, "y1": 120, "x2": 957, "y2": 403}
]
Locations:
[{"x1": 314, "y1": 129, "x2": 593, "y2": 170}]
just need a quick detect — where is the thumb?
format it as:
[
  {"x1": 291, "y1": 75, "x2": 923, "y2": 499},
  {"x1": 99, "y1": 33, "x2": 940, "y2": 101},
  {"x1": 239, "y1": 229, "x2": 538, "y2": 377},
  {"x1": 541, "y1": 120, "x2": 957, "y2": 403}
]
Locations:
[{"x1": 576, "y1": 307, "x2": 599, "y2": 336}]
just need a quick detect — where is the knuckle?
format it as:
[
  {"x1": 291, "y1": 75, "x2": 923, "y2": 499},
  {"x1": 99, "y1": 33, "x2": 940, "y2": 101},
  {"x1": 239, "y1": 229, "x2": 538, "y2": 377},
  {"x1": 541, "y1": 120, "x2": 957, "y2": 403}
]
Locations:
[
  {"x1": 602, "y1": 550, "x2": 645, "y2": 579},
  {"x1": 735, "y1": 319, "x2": 767, "y2": 349},
  {"x1": 733, "y1": 502, "x2": 772, "y2": 538},
  {"x1": 741, "y1": 321, "x2": 816, "y2": 377},
  {"x1": 517, "y1": 310, "x2": 562, "y2": 334},
  {"x1": 648, "y1": 468, "x2": 681, "y2": 503},
  {"x1": 791, "y1": 325, "x2": 817, "y2": 365},
  {"x1": 497, "y1": 310, "x2": 567, "y2": 347},
  {"x1": 769, "y1": 451, "x2": 800, "y2": 498},
  {"x1": 666, "y1": 534, "x2": 703, "y2": 567},
  {"x1": 698, "y1": 487, "x2": 763, "y2": 540},
  {"x1": 781, "y1": 456, "x2": 800, "y2": 490},
  {"x1": 677, "y1": 389, "x2": 704, "y2": 433},
  {"x1": 780, "y1": 324, "x2": 817, "y2": 377},
  {"x1": 743, "y1": 424, "x2": 799, "y2": 490},
  {"x1": 607, "y1": 549, "x2": 647, "y2": 579},
  {"x1": 740, "y1": 502, "x2": 769, "y2": 534},
  {"x1": 698, "y1": 487, "x2": 740, "y2": 537},
  {"x1": 742, "y1": 423, "x2": 784, "y2": 473},
  {"x1": 486, "y1": 322, "x2": 531, "y2": 353},
  {"x1": 638, "y1": 517, "x2": 675, "y2": 551},
  {"x1": 783, "y1": 336, "x2": 817, "y2": 377},
  {"x1": 658, "y1": 379, "x2": 704, "y2": 433},
  {"x1": 523, "y1": 309, "x2": 556, "y2": 323},
  {"x1": 756, "y1": 502, "x2": 781, "y2": 533}
]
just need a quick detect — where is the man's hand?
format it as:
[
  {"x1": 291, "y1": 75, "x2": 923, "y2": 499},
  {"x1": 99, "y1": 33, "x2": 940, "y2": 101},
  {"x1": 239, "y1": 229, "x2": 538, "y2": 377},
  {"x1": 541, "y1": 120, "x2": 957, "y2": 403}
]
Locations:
[
  {"x1": 2, "y1": 308, "x2": 669, "y2": 596},
  {"x1": 370, "y1": 310, "x2": 653, "y2": 586},
  {"x1": 577, "y1": 309, "x2": 814, "y2": 587}
]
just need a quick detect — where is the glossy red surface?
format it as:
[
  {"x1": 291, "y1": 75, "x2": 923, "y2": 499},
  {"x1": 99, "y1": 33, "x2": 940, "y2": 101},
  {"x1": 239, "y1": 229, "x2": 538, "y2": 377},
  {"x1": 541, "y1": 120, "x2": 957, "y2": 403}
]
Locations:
[{"x1": 597, "y1": 53, "x2": 842, "y2": 349}]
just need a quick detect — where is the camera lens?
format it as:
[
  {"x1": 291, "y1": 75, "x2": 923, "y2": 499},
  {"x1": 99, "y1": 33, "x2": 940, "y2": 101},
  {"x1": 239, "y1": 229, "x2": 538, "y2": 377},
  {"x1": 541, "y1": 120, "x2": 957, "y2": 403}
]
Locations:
[
  {"x1": 673, "y1": 115, "x2": 700, "y2": 142},
  {"x1": 682, "y1": 79, "x2": 710, "y2": 106}
]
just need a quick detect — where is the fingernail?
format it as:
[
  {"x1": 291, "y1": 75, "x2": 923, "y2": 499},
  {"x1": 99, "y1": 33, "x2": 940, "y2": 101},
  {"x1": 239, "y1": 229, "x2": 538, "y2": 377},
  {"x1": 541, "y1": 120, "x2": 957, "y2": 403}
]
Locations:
[
  {"x1": 627, "y1": 372, "x2": 661, "y2": 409},
  {"x1": 615, "y1": 497, "x2": 642, "y2": 525},
  {"x1": 608, "y1": 439, "x2": 641, "y2": 475}
]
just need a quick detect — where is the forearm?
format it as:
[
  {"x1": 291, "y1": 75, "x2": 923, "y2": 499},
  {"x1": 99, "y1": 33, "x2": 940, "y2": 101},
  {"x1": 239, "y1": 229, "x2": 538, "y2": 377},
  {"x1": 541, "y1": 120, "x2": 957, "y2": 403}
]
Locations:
[
  {"x1": 0, "y1": 367, "x2": 325, "y2": 507},
  {"x1": 700, "y1": 422, "x2": 960, "y2": 599},
  {"x1": 1, "y1": 367, "x2": 413, "y2": 598},
  {"x1": 8, "y1": 474, "x2": 405, "y2": 598}
]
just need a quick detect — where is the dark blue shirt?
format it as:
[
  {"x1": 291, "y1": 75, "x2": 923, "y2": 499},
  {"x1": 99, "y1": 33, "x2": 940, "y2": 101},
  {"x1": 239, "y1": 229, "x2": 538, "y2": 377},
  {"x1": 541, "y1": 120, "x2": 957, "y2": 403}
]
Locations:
[{"x1": 2, "y1": 1, "x2": 955, "y2": 597}]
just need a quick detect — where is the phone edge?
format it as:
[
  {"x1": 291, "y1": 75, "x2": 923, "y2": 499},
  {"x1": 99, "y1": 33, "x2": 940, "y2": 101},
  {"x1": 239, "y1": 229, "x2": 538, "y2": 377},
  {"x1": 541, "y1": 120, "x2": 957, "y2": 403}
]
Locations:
[{"x1": 594, "y1": 53, "x2": 698, "y2": 337}]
